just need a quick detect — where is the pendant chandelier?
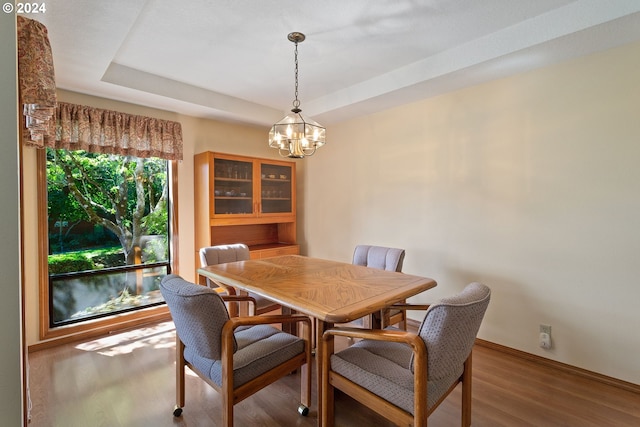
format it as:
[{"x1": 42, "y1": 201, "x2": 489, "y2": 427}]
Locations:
[{"x1": 269, "y1": 32, "x2": 325, "y2": 158}]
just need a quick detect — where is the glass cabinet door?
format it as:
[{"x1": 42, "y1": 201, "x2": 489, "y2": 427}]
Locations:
[
  {"x1": 213, "y1": 158, "x2": 253, "y2": 215},
  {"x1": 261, "y1": 163, "x2": 292, "y2": 214}
]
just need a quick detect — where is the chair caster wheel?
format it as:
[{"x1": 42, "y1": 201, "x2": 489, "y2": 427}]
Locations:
[
  {"x1": 297, "y1": 404, "x2": 309, "y2": 416},
  {"x1": 173, "y1": 406, "x2": 183, "y2": 417}
]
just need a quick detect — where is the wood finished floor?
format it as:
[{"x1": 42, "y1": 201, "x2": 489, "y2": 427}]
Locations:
[{"x1": 28, "y1": 321, "x2": 640, "y2": 427}]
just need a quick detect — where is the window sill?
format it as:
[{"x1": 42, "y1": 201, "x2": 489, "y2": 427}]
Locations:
[{"x1": 30, "y1": 305, "x2": 171, "y2": 352}]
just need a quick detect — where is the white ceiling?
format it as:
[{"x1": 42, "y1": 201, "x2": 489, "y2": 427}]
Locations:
[{"x1": 32, "y1": 0, "x2": 640, "y2": 127}]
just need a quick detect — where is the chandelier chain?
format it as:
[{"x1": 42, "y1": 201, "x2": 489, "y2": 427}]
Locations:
[{"x1": 293, "y1": 41, "x2": 300, "y2": 109}]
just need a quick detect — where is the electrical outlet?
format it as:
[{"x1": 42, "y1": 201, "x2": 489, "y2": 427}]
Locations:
[
  {"x1": 539, "y1": 332, "x2": 552, "y2": 349},
  {"x1": 539, "y1": 324, "x2": 552, "y2": 349}
]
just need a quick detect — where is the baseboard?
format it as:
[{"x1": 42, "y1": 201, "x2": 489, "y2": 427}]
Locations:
[{"x1": 405, "y1": 318, "x2": 640, "y2": 395}]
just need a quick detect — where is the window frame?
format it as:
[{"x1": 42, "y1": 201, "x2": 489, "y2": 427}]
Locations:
[{"x1": 36, "y1": 149, "x2": 178, "y2": 343}]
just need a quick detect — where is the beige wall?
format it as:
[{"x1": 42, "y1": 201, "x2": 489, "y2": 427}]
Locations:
[
  {"x1": 1, "y1": 9, "x2": 25, "y2": 425},
  {"x1": 22, "y1": 90, "x2": 303, "y2": 346},
  {"x1": 303, "y1": 41, "x2": 640, "y2": 385}
]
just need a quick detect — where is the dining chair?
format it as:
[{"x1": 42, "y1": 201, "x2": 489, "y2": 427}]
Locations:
[
  {"x1": 352, "y1": 244, "x2": 406, "y2": 329},
  {"x1": 321, "y1": 282, "x2": 491, "y2": 427},
  {"x1": 160, "y1": 274, "x2": 312, "y2": 427},
  {"x1": 199, "y1": 243, "x2": 281, "y2": 315}
]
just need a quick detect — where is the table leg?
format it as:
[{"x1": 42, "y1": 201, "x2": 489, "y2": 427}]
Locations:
[
  {"x1": 370, "y1": 310, "x2": 383, "y2": 329},
  {"x1": 238, "y1": 290, "x2": 251, "y2": 317},
  {"x1": 316, "y1": 319, "x2": 333, "y2": 426},
  {"x1": 280, "y1": 306, "x2": 295, "y2": 335}
]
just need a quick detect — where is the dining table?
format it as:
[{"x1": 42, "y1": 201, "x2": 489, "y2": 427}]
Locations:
[{"x1": 197, "y1": 254, "x2": 437, "y2": 424}]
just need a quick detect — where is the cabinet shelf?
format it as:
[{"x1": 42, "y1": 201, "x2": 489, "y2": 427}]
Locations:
[
  {"x1": 215, "y1": 197, "x2": 252, "y2": 200},
  {"x1": 215, "y1": 178, "x2": 252, "y2": 183}
]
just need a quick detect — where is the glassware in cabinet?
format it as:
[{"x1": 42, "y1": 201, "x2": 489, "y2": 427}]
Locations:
[
  {"x1": 261, "y1": 163, "x2": 293, "y2": 214},
  {"x1": 213, "y1": 158, "x2": 253, "y2": 215}
]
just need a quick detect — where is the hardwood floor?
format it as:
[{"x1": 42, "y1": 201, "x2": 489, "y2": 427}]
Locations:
[{"x1": 28, "y1": 321, "x2": 640, "y2": 426}]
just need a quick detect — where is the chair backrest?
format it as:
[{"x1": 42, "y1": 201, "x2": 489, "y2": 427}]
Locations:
[
  {"x1": 352, "y1": 245, "x2": 405, "y2": 272},
  {"x1": 200, "y1": 243, "x2": 250, "y2": 267},
  {"x1": 414, "y1": 282, "x2": 491, "y2": 380},
  {"x1": 160, "y1": 274, "x2": 232, "y2": 360},
  {"x1": 199, "y1": 244, "x2": 250, "y2": 287}
]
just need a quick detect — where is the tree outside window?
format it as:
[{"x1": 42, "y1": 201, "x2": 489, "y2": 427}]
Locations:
[{"x1": 47, "y1": 148, "x2": 171, "y2": 326}]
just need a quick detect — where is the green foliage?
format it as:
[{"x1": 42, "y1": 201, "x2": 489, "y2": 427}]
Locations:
[
  {"x1": 48, "y1": 253, "x2": 96, "y2": 274},
  {"x1": 46, "y1": 148, "x2": 169, "y2": 257},
  {"x1": 141, "y1": 199, "x2": 168, "y2": 235},
  {"x1": 48, "y1": 246, "x2": 124, "y2": 273},
  {"x1": 91, "y1": 251, "x2": 127, "y2": 269}
]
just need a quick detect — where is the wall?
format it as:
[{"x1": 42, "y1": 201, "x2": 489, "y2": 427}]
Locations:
[
  {"x1": 22, "y1": 89, "x2": 295, "y2": 346},
  {"x1": 0, "y1": 9, "x2": 25, "y2": 426},
  {"x1": 303, "y1": 41, "x2": 640, "y2": 385}
]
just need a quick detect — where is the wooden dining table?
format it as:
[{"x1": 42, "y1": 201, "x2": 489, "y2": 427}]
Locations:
[{"x1": 197, "y1": 254, "x2": 437, "y2": 424}]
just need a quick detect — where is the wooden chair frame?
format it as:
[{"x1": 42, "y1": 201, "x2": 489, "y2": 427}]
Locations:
[
  {"x1": 321, "y1": 304, "x2": 473, "y2": 427},
  {"x1": 174, "y1": 295, "x2": 312, "y2": 427}
]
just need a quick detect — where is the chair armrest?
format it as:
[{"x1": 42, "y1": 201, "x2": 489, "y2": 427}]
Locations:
[
  {"x1": 227, "y1": 313, "x2": 311, "y2": 330},
  {"x1": 208, "y1": 280, "x2": 238, "y2": 295},
  {"x1": 322, "y1": 326, "x2": 421, "y2": 347},
  {"x1": 221, "y1": 294, "x2": 256, "y2": 317},
  {"x1": 221, "y1": 294, "x2": 257, "y2": 307}
]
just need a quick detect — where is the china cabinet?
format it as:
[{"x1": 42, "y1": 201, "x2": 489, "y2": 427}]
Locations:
[{"x1": 194, "y1": 152, "x2": 299, "y2": 264}]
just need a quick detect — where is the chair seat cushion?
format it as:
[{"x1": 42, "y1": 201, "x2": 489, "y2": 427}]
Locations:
[
  {"x1": 331, "y1": 339, "x2": 462, "y2": 414},
  {"x1": 185, "y1": 324, "x2": 304, "y2": 388}
]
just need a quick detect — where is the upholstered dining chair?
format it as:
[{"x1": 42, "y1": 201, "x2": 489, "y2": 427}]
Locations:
[
  {"x1": 199, "y1": 243, "x2": 281, "y2": 315},
  {"x1": 352, "y1": 244, "x2": 406, "y2": 328},
  {"x1": 321, "y1": 282, "x2": 491, "y2": 427},
  {"x1": 160, "y1": 274, "x2": 311, "y2": 427}
]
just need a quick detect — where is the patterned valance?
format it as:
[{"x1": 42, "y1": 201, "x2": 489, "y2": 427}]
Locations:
[
  {"x1": 17, "y1": 16, "x2": 57, "y2": 147},
  {"x1": 17, "y1": 16, "x2": 183, "y2": 160},
  {"x1": 54, "y1": 102, "x2": 184, "y2": 161}
]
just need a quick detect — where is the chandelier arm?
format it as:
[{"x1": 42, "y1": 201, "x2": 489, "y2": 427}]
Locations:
[
  {"x1": 278, "y1": 148, "x2": 291, "y2": 158},
  {"x1": 302, "y1": 147, "x2": 317, "y2": 156}
]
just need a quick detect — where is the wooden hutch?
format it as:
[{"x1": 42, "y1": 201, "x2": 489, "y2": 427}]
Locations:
[{"x1": 194, "y1": 152, "x2": 299, "y2": 270}]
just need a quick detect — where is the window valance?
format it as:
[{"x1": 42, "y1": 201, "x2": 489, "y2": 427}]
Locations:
[
  {"x1": 54, "y1": 102, "x2": 184, "y2": 161},
  {"x1": 17, "y1": 16, "x2": 183, "y2": 160},
  {"x1": 17, "y1": 15, "x2": 57, "y2": 146}
]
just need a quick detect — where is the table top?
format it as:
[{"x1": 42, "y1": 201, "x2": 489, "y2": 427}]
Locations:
[{"x1": 198, "y1": 255, "x2": 437, "y2": 323}]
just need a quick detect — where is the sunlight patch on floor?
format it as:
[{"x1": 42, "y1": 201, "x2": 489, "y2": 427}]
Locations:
[{"x1": 75, "y1": 321, "x2": 176, "y2": 356}]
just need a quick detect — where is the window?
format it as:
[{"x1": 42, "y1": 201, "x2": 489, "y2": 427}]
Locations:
[{"x1": 43, "y1": 148, "x2": 174, "y2": 328}]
